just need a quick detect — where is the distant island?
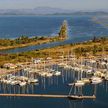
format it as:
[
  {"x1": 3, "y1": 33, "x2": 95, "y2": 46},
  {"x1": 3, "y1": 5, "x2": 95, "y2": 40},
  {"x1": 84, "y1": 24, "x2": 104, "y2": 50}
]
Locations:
[{"x1": 0, "y1": 7, "x2": 108, "y2": 15}]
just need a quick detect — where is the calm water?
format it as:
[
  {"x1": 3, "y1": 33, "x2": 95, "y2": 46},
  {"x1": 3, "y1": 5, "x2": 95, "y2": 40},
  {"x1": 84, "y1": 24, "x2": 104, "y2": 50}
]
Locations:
[
  {"x1": 0, "y1": 15, "x2": 108, "y2": 53},
  {"x1": 0, "y1": 67, "x2": 108, "y2": 108},
  {"x1": 0, "y1": 15, "x2": 108, "y2": 108}
]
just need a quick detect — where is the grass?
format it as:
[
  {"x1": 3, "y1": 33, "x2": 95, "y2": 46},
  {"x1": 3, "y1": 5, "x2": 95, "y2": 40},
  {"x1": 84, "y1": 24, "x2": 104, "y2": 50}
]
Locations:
[
  {"x1": 0, "y1": 37, "x2": 108, "y2": 67},
  {"x1": 0, "y1": 36, "x2": 66, "y2": 50}
]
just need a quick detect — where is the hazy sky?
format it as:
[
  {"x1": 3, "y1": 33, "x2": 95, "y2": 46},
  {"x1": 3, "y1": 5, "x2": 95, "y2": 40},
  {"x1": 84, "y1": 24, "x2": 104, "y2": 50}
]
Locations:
[{"x1": 0, "y1": 0, "x2": 108, "y2": 10}]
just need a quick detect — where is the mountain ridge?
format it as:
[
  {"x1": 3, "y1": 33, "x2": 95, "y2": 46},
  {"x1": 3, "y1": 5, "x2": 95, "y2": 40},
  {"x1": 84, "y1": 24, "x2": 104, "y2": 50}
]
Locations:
[{"x1": 0, "y1": 7, "x2": 108, "y2": 15}]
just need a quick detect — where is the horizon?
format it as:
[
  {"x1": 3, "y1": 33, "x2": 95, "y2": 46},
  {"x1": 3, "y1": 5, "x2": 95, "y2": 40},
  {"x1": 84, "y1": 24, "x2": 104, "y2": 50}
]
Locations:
[
  {"x1": 0, "y1": 6, "x2": 108, "y2": 12},
  {"x1": 0, "y1": 0, "x2": 108, "y2": 11}
]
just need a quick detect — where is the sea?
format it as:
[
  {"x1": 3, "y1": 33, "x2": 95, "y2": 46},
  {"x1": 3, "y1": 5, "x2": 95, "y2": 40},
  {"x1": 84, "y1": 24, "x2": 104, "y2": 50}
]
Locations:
[
  {"x1": 0, "y1": 15, "x2": 108, "y2": 53},
  {"x1": 0, "y1": 15, "x2": 108, "y2": 108}
]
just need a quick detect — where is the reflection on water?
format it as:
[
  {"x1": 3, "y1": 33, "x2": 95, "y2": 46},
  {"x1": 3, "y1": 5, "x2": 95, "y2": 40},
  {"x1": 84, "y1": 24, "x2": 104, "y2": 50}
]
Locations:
[{"x1": 0, "y1": 66, "x2": 108, "y2": 108}]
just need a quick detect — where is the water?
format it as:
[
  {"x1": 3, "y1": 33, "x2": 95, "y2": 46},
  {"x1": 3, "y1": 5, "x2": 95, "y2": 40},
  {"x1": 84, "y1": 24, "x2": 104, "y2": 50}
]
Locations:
[
  {"x1": 0, "y1": 67, "x2": 108, "y2": 108},
  {"x1": 0, "y1": 15, "x2": 108, "y2": 107},
  {"x1": 0, "y1": 15, "x2": 108, "y2": 53}
]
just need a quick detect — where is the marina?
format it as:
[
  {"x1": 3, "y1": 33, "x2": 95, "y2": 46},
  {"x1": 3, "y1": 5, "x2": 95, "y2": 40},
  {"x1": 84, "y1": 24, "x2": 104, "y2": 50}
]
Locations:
[
  {"x1": 0, "y1": 14, "x2": 108, "y2": 108},
  {"x1": 0, "y1": 52, "x2": 108, "y2": 101}
]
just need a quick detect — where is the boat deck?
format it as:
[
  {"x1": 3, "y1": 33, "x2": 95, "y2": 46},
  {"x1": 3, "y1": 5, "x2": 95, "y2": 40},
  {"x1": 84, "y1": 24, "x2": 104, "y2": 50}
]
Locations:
[{"x1": 68, "y1": 95, "x2": 96, "y2": 100}]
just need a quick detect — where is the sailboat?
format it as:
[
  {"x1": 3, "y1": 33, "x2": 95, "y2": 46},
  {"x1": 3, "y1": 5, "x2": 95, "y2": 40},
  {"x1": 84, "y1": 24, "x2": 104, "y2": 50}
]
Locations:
[
  {"x1": 28, "y1": 78, "x2": 38, "y2": 83},
  {"x1": 68, "y1": 84, "x2": 84, "y2": 100},
  {"x1": 69, "y1": 57, "x2": 85, "y2": 86},
  {"x1": 105, "y1": 73, "x2": 108, "y2": 80},
  {"x1": 19, "y1": 81, "x2": 27, "y2": 87},
  {"x1": 58, "y1": 51, "x2": 67, "y2": 67},
  {"x1": 90, "y1": 76, "x2": 103, "y2": 84},
  {"x1": 68, "y1": 83, "x2": 96, "y2": 100},
  {"x1": 54, "y1": 71, "x2": 61, "y2": 76},
  {"x1": 54, "y1": 64, "x2": 61, "y2": 76}
]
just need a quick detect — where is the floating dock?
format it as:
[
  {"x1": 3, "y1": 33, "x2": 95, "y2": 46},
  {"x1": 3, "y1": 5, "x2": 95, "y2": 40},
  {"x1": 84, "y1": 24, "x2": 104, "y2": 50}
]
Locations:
[{"x1": 0, "y1": 94, "x2": 96, "y2": 99}]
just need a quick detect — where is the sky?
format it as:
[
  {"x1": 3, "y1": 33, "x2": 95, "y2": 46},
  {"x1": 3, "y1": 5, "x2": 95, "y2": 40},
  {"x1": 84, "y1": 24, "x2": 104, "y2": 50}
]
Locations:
[{"x1": 0, "y1": 0, "x2": 108, "y2": 10}]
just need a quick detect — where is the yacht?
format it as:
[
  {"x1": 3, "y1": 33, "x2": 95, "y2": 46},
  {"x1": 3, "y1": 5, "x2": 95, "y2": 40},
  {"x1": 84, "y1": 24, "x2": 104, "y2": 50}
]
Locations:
[
  {"x1": 74, "y1": 80, "x2": 85, "y2": 86},
  {"x1": 54, "y1": 71, "x2": 61, "y2": 76},
  {"x1": 90, "y1": 76, "x2": 103, "y2": 84},
  {"x1": 46, "y1": 72, "x2": 53, "y2": 77},
  {"x1": 28, "y1": 78, "x2": 38, "y2": 83},
  {"x1": 10, "y1": 80, "x2": 19, "y2": 85},
  {"x1": 68, "y1": 80, "x2": 85, "y2": 86},
  {"x1": 19, "y1": 81, "x2": 27, "y2": 86},
  {"x1": 81, "y1": 78, "x2": 91, "y2": 83}
]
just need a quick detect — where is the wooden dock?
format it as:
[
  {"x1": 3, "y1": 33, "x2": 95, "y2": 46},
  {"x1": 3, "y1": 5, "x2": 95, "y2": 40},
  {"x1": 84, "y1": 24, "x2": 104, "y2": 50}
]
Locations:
[
  {"x1": 0, "y1": 94, "x2": 67, "y2": 98},
  {"x1": 0, "y1": 94, "x2": 96, "y2": 99}
]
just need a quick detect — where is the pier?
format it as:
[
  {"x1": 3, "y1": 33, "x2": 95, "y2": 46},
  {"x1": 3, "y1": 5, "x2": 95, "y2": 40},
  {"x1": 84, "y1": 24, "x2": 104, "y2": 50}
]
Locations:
[
  {"x1": 0, "y1": 94, "x2": 96, "y2": 99},
  {"x1": 0, "y1": 94, "x2": 67, "y2": 98}
]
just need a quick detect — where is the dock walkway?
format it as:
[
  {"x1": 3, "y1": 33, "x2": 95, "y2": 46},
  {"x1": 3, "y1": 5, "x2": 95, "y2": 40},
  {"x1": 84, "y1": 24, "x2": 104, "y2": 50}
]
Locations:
[
  {"x1": 0, "y1": 94, "x2": 67, "y2": 98},
  {"x1": 0, "y1": 94, "x2": 96, "y2": 99}
]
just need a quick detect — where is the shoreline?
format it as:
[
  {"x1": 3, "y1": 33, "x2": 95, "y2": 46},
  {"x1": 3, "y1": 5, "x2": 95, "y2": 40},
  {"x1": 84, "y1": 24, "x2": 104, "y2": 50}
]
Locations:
[
  {"x1": 0, "y1": 36, "x2": 108, "y2": 67},
  {"x1": 0, "y1": 20, "x2": 68, "y2": 51},
  {"x1": 0, "y1": 36, "x2": 66, "y2": 51}
]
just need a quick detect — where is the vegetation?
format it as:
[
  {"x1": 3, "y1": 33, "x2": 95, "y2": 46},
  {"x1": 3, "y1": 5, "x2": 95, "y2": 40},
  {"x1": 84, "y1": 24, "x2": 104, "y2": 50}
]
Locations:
[
  {"x1": 0, "y1": 36, "x2": 45, "y2": 46},
  {"x1": 0, "y1": 35, "x2": 65, "y2": 50},
  {"x1": 0, "y1": 36, "x2": 108, "y2": 67},
  {"x1": 0, "y1": 21, "x2": 68, "y2": 50},
  {"x1": 58, "y1": 20, "x2": 68, "y2": 39},
  {"x1": 0, "y1": 20, "x2": 69, "y2": 51}
]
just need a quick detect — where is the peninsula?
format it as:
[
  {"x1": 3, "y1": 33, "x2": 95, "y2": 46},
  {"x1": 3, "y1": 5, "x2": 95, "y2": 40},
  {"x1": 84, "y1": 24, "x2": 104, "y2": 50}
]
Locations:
[
  {"x1": 0, "y1": 20, "x2": 68, "y2": 50},
  {"x1": 0, "y1": 37, "x2": 108, "y2": 67}
]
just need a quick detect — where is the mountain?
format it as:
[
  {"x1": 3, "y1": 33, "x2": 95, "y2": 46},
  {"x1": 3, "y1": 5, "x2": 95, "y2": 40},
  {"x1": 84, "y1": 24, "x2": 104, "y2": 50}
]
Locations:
[
  {"x1": 0, "y1": 7, "x2": 72, "y2": 15},
  {"x1": 33, "y1": 7, "x2": 73, "y2": 14},
  {"x1": 0, "y1": 7, "x2": 108, "y2": 15}
]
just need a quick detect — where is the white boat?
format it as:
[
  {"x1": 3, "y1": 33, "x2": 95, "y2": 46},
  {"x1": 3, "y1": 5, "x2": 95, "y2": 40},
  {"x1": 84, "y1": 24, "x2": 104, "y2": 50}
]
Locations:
[
  {"x1": 74, "y1": 67, "x2": 80, "y2": 71},
  {"x1": 86, "y1": 69, "x2": 94, "y2": 75},
  {"x1": 94, "y1": 71, "x2": 105, "y2": 78},
  {"x1": 28, "y1": 78, "x2": 38, "y2": 83},
  {"x1": 68, "y1": 80, "x2": 85, "y2": 87},
  {"x1": 50, "y1": 69, "x2": 55, "y2": 72},
  {"x1": 64, "y1": 65, "x2": 72, "y2": 69},
  {"x1": 40, "y1": 72, "x2": 47, "y2": 77},
  {"x1": 6, "y1": 80, "x2": 12, "y2": 84},
  {"x1": 10, "y1": 80, "x2": 19, "y2": 85},
  {"x1": 19, "y1": 76, "x2": 28, "y2": 81},
  {"x1": 68, "y1": 79, "x2": 96, "y2": 100},
  {"x1": 105, "y1": 75, "x2": 108, "y2": 80},
  {"x1": 46, "y1": 72, "x2": 53, "y2": 77},
  {"x1": 2, "y1": 79, "x2": 8, "y2": 83},
  {"x1": 54, "y1": 71, "x2": 61, "y2": 76},
  {"x1": 29, "y1": 69, "x2": 40, "y2": 73},
  {"x1": 19, "y1": 81, "x2": 27, "y2": 86},
  {"x1": 74, "y1": 80, "x2": 85, "y2": 87},
  {"x1": 91, "y1": 76, "x2": 102, "y2": 84},
  {"x1": 58, "y1": 63, "x2": 66, "y2": 67},
  {"x1": 81, "y1": 78, "x2": 91, "y2": 83},
  {"x1": 68, "y1": 81, "x2": 86, "y2": 100}
]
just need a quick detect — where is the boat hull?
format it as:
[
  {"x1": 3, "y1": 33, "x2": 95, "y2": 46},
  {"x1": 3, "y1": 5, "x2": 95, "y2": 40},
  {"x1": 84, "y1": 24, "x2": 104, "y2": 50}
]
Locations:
[
  {"x1": 67, "y1": 95, "x2": 96, "y2": 100},
  {"x1": 68, "y1": 95, "x2": 83, "y2": 100}
]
